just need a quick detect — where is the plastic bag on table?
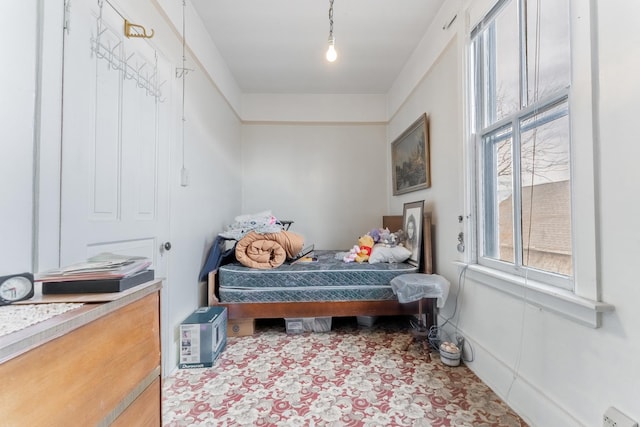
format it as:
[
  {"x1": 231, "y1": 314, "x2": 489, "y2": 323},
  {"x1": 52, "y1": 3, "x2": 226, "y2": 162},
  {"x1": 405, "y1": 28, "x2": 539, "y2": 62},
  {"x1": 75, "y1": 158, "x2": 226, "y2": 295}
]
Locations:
[{"x1": 390, "y1": 273, "x2": 450, "y2": 307}]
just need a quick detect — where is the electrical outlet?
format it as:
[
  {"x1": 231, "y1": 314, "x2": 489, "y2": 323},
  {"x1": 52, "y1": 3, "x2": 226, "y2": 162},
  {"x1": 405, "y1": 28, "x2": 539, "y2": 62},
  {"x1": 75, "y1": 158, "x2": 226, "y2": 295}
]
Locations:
[{"x1": 603, "y1": 407, "x2": 638, "y2": 427}]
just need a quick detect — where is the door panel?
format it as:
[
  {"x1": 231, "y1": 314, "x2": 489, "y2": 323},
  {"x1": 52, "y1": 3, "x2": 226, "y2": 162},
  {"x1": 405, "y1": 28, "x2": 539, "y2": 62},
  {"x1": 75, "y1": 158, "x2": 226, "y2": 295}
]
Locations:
[
  {"x1": 61, "y1": 0, "x2": 170, "y2": 271},
  {"x1": 61, "y1": 0, "x2": 173, "y2": 376}
]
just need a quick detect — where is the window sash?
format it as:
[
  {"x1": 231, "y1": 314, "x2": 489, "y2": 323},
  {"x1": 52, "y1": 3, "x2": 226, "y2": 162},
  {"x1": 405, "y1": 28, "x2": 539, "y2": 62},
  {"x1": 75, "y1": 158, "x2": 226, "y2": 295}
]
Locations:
[
  {"x1": 477, "y1": 98, "x2": 573, "y2": 290},
  {"x1": 472, "y1": 0, "x2": 573, "y2": 290}
]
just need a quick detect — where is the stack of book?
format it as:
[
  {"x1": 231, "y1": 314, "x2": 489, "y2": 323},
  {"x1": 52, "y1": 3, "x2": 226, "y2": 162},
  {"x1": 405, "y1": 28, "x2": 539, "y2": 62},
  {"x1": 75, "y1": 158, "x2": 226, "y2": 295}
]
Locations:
[{"x1": 36, "y1": 253, "x2": 154, "y2": 294}]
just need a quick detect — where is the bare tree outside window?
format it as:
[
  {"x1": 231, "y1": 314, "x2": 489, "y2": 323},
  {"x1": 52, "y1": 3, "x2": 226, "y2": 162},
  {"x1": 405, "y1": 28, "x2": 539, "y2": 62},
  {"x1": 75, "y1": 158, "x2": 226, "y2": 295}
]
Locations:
[{"x1": 474, "y1": 0, "x2": 573, "y2": 283}]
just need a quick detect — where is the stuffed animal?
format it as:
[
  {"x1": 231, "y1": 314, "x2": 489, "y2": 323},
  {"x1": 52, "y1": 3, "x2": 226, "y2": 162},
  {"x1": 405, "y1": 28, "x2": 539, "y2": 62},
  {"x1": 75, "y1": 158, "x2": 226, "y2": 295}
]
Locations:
[
  {"x1": 375, "y1": 227, "x2": 408, "y2": 248},
  {"x1": 393, "y1": 229, "x2": 408, "y2": 246},
  {"x1": 343, "y1": 245, "x2": 360, "y2": 263},
  {"x1": 368, "y1": 228, "x2": 381, "y2": 243},
  {"x1": 355, "y1": 235, "x2": 374, "y2": 263},
  {"x1": 378, "y1": 228, "x2": 394, "y2": 247}
]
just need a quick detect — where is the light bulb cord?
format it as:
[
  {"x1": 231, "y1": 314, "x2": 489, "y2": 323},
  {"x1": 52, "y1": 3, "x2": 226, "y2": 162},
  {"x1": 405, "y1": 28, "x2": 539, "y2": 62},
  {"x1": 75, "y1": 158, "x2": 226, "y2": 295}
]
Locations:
[
  {"x1": 326, "y1": 0, "x2": 337, "y2": 62},
  {"x1": 181, "y1": 0, "x2": 186, "y2": 170},
  {"x1": 328, "y1": 0, "x2": 334, "y2": 38}
]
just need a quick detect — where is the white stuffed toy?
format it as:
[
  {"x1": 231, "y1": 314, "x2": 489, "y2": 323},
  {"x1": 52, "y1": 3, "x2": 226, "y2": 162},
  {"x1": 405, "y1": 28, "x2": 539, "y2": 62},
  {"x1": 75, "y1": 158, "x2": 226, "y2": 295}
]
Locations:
[{"x1": 343, "y1": 245, "x2": 360, "y2": 263}]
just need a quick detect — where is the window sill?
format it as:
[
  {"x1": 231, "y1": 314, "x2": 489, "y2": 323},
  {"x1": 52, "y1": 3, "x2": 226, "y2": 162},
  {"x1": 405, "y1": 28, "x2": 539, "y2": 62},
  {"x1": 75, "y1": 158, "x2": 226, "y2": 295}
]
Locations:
[{"x1": 453, "y1": 262, "x2": 614, "y2": 328}]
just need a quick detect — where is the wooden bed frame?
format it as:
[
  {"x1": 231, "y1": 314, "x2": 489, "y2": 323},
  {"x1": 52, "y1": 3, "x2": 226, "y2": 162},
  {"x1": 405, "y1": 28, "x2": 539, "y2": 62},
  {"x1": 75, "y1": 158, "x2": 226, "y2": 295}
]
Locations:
[{"x1": 207, "y1": 213, "x2": 435, "y2": 328}]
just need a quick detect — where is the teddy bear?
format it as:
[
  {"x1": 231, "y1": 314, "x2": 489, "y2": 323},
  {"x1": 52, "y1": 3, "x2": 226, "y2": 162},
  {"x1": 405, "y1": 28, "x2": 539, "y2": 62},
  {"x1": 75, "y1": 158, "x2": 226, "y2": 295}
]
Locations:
[{"x1": 354, "y1": 234, "x2": 374, "y2": 263}]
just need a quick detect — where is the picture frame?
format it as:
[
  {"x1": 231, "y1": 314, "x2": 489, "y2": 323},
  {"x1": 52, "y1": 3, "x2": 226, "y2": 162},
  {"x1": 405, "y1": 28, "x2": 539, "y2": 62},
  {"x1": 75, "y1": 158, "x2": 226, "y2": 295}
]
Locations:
[
  {"x1": 422, "y1": 212, "x2": 432, "y2": 274},
  {"x1": 391, "y1": 113, "x2": 430, "y2": 195},
  {"x1": 402, "y1": 200, "x2": 424, "y2": 268}
]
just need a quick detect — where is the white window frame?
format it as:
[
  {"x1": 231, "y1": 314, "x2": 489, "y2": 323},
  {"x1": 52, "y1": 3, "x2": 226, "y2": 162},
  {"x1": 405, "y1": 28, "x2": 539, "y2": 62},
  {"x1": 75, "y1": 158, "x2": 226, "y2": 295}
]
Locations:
[
  {"x1": 477, "y1": 94, "x2": 572, "y2": 290},
  {"x1": 461, "y1": 0, "x2": 613, "y2": 327}
]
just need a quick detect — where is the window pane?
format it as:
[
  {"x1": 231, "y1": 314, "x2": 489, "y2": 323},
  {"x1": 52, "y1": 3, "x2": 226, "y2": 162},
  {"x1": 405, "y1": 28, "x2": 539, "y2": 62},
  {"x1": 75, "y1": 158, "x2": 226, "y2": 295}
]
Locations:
[
  {"x1": 473, "y1": 0, "x2": 575, "y2": 286},
  {"x1": 483, "y1": 126, "x2": 514, "y2": 263},
  {"x1": 483, "y1": 0, "x2": 519, "y2": 126},
  {"x1": 525, "y1": 0, "x2": 570, "y2": 103},
  {"x1": 520, "y1": 101, "x2": 572, "y2": 276}
]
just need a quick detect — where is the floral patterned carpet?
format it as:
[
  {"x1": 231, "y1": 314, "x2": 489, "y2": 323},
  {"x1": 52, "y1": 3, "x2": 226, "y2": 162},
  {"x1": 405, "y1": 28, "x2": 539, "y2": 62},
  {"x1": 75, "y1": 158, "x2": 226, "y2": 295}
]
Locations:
[{"x1": 163, "y1": 317, "x2": 527, "y2": 427}]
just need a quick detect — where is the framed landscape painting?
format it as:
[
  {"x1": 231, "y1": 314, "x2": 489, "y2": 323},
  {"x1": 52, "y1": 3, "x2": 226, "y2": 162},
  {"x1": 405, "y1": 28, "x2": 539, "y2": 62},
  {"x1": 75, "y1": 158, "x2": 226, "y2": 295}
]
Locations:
[{"x1": 391, "y1": 113, "x2": 430, "y2": 195}]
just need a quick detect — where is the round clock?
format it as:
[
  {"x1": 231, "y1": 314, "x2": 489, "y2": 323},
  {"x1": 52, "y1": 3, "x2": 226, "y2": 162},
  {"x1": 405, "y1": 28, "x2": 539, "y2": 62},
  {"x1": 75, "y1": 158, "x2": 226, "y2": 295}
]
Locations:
[{"x1": 0, "y1": 273, "x2": 35, "y2": 305}]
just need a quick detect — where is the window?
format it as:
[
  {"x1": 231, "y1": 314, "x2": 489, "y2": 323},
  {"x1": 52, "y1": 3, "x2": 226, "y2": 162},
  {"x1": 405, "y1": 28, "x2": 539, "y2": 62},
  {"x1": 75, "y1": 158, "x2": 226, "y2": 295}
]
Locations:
[
  {"x1": 466, "y1": 0, "x2": 610, "y2": 327},
  {"x1": 471, "y1": 0, "x2": 573, "y2": 289}
]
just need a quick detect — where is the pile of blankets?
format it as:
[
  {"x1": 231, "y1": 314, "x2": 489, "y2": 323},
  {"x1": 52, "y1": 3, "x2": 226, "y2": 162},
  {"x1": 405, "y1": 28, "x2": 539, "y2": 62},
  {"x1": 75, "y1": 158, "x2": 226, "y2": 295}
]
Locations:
[
  {"x1": 220, "y1": 211, "x2": 305, "y2": 270},
  {"x1": 219, "y1": 210, "x2": 283, "y2": 240},
  {"x1": 235, "y1": 230, "x2": 304, "y2": 269}
]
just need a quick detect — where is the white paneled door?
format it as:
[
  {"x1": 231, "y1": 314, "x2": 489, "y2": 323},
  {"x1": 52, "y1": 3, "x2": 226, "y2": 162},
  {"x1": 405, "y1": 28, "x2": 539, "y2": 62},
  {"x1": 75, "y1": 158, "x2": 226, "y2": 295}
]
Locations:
[
  {"x1": 60, "y1": 0, "x2": 172, "y2": 364},
  {"x1": 61, "y1": 0, "x2": 171, "y2": 266}
]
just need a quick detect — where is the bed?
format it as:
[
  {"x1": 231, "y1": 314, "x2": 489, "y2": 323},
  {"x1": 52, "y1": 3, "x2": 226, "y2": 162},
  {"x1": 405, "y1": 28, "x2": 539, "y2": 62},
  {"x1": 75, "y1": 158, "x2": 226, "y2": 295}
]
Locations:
[{"x1": 207, "y1": 214, "x2": 435, "y2": 328}]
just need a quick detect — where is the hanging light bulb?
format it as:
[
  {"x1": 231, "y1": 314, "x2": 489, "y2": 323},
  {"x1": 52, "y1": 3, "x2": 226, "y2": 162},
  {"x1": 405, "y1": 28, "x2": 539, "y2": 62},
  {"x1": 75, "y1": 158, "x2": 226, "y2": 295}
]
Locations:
[
  {"x1": 326, "y1": 0, "x2": 337, "y2": 62},
  {"x1": 326, "y1": 35, "x2": 337, "y2": 62}
]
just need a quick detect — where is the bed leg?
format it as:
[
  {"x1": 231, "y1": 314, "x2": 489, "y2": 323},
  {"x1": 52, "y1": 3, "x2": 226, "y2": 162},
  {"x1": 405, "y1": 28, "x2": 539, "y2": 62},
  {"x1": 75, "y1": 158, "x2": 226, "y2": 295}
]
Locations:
[{"x1": 207, "y1": 270, "x2": 220, "y2": 306}]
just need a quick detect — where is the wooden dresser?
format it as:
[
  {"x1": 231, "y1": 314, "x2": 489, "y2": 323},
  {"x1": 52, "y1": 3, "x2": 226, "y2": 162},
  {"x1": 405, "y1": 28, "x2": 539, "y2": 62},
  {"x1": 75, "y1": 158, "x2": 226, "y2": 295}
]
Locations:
[{"x1": 0, "y1": 279, "x2": 162, "y2": 426}]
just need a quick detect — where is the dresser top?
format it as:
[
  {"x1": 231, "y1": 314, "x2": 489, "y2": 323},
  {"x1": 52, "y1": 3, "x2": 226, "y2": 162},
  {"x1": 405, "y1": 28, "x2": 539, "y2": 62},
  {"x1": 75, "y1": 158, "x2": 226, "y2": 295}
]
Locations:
[{"x1": 0, "y1": 279, "x2": 162, "y2": 364}]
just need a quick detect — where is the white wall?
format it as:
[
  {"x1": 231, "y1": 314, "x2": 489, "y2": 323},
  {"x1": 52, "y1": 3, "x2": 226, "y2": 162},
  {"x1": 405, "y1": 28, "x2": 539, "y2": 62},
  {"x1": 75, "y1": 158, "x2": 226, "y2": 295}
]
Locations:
[
  {"x1": 135, "y1": 0, "x2": 244, "y2": 372},
  {"x1": 0, "y1": 2, "x2": 37, "y2": 273},
  {"x1": 155, "y1": 0, "x2": 242, "y2": 115},
  {"x1": 387, "y1": 40, "x2": 463, "y2": 279},
  {"x1": 240, "y1": 92, "x2": 390, "y2": 249},
  {"x1": 241, "y1": 123, "x2": 388, "y2": 249},
  {"x1": 242, "y1": 94, "x2": 387, "y2": 123},
  {"x1": 384, "y1": 1, "x2": 640, "y2": 426},
  {"x1": 166, "y1": 52, "x2": 242, "y2": 371}
]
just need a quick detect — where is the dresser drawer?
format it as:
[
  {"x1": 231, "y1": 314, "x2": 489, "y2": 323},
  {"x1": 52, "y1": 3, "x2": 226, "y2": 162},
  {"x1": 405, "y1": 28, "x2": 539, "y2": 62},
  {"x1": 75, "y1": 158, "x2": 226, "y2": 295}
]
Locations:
[{"x1": 0, "y1": 291, "x2": 161, "y2": 426}]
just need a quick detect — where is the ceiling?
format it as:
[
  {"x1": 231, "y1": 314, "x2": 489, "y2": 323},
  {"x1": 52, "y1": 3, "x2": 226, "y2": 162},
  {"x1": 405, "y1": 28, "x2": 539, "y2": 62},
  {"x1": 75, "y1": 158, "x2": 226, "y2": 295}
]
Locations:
[{"x1": 190, "y1": 0, "x2": 446, "y2": 94}]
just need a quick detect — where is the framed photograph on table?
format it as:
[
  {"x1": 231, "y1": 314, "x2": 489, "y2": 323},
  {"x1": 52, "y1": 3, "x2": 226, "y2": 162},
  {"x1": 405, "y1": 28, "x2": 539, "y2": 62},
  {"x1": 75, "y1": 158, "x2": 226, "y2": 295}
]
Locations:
[
  {"x1": 391, "y1": 113, "x2": 430, "y2": 195},
  {"x1": 402, "y1": 200, "x2": 424, "y2": 268}
]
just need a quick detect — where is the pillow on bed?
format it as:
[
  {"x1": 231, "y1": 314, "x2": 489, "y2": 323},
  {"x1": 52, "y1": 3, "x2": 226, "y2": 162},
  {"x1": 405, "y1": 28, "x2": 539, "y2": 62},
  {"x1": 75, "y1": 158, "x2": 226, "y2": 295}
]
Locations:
[{"x1": 368, "y1": 244, "x2": 412, "y2": 264}]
